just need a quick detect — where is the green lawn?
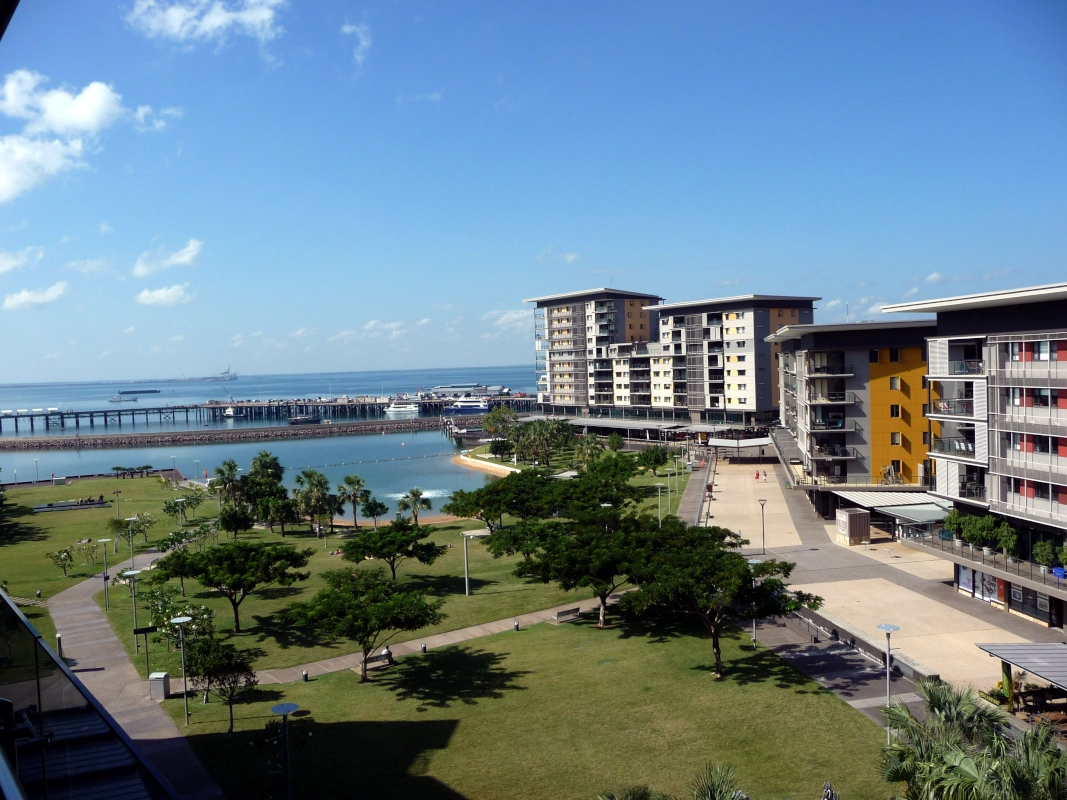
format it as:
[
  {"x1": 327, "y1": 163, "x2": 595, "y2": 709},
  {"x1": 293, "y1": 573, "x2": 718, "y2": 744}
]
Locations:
[
  {"x1": 161, "y1": 617, "x2": 888, "y2": 800},
  {"x1": 98, "y1": 519, "x2": 595, "y2": 675}
]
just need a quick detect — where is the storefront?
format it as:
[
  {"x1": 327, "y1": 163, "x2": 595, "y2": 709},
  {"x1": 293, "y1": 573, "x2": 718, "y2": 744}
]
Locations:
[{"x1": 955, "y1": 563, "x2": 1064, "y2": 628}]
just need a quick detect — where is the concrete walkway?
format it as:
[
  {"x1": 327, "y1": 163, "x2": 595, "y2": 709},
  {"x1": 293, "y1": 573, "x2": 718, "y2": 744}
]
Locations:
[
  {"x1": 49, "y1": 557, "x2": 225, "y2": 800},
  {"x1": 257, "y1": 594, "x2": 617, "y2": 684}
]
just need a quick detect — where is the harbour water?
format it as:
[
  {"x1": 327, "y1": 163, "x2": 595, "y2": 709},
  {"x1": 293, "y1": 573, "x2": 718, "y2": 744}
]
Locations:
[
  {"x1": 1, "y1": 428, "x2": 493, "y2": 519},
  {"x1": 0, "y1": 366, "x2": 531, "y2": 514}
]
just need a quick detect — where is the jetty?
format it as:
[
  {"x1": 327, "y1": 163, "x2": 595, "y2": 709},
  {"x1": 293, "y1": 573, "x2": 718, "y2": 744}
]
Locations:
[{"x1": 0, "y1": 397, "x2": 535, "y2": 435}]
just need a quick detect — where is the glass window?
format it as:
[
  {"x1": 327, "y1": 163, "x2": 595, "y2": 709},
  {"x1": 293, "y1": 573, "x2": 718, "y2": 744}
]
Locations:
[
  {"x1": 1011, "y1": 342, "x2": 1024, "y2": 362},
  {"x1": 869, "y1": 349, "x2": 879, "y2": 363},
  {"x1": 889, "y1": 377, "x2": 900, "y2": 390},
  {"x1": 1036, "y1": 342, "x2": 1050, "y2": 361},
  {"x1": 891, "y1": 432, "x2": 901, "y2": 445},
  {"x1": 890, "y1": 404, "x2": 901, "y2": 418},
  {"x1": 1034, "y1": 389, "x2": 1051, "y2": 408},
  {"x1": 1034, "y1": 436, "x2": 1051, "y2": 454},
  {"x1": 1010, "y1": 387, "x2": 1024, "y2": 407},
  {"x1": 889, "y1": 348, "x2": 900, "y2": 362}
]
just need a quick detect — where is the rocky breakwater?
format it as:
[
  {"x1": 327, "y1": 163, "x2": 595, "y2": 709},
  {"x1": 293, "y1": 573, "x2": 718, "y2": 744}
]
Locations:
[{"x1": 0, "y1": 418, "x2": 466, "y2": 451}]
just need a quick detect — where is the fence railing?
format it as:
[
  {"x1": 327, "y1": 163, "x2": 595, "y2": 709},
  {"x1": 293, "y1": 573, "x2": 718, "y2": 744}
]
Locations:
[{"x1": 903, "y1": 531, "x2": 1067, "y2": 591}]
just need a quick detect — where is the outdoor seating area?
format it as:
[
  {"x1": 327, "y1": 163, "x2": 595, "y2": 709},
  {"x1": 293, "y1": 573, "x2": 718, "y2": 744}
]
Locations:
[{"x1": 32, "y1": 498, "x2": 111, "y2": 514}]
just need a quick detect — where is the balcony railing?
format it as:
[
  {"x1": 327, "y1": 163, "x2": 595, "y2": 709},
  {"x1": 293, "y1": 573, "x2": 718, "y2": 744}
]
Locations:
[
  {"x1": 806, "y1": 391, "x2": 856, "y2": 404},
  {"x1": 931, "y1": 399, "x2": 975, "y2": 417},
  {"x1": 931, "y1": 436, "x2": 976, "y2": 456},
  {"x1": 959, "y1": 482, "x2": 986, "y2": 500},
  {"x1": 807, "y1": 364, "x2": 854, "y2": 376},
  {"x1": 902, "y1": 533, "x2": 1067, "y2": 590},
  {"x1": 809, "y1": 418, "x2": 858, "y2": 432},
  {"x1": 949, "y1": 360, "x2": 985, "y2": 375},
  {"x1": 810, "y1": 444, "x2": 858, "y2": 459}
]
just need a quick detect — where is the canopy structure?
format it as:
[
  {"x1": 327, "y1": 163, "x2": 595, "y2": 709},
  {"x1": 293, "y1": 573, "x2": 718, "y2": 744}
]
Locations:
[
  {"x1": 977, "y1": 642, "x2": 1067, "y2": 691},
  {"x1": 833, "y1": 491, "x2": 949, "y2": 508},
  {"x1": 874, "y1": 503, "x2": 951, "y2": 524}
]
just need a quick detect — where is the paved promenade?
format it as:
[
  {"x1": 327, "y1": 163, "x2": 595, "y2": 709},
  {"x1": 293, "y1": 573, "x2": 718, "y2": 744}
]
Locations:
[
  {"x1": 48, "y1": 556, "x2": 225, "y2": 800},
  {"x1": 707, "y1": 462, "x2": 1065, "y2": 688}
]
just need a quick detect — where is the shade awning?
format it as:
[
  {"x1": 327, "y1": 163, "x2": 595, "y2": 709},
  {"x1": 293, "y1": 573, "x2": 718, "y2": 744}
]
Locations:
[
  {"x1": 833, "y1": 490, "x2": 949, "y2": 508},
  {"x1": 976, "y1": 643, "x2": 1067, "y2": 691},
  {"x1": 875, "y1": 503, "x2": 950, "y2": 524}
]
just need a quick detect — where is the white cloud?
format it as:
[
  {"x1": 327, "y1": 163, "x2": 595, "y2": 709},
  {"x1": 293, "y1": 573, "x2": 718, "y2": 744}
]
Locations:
[
  {"x1": 329, "y1": 329, "x2": 358, "y2": 343},
  {"x1": 135, "y1": 283, "x2": 193, "y2": 306},
  {"x1": 0, "y1": 70, "x2": 125, "y2": 137},
  {"x1": 133, "y1": 238, "x2": 203, "y2": 276},
  {"x1": 867, "y1": 303, "x2": 886, "y2": 315},
  {"x1": 99, "y1": 350, "x2": 113, "y2": 358},
  {"x1": 99, "y1": 222, "x2": 113, "y2": 233},
  {"x1": 289, "y1": 327, "x2": 313, "y2": 337},
  {"x1": 44, "y1": 352, "x2": 58, "y2": 359},
  {"x1": 415, "y1": 318, "x2": 431, "y2": 327},
  {"x1": 133, "y1": 105, "x2": 182, "y2": 132},
  {"x1": 823, "y1": 299, "x2": 842, "y2": 309},
  {"x1": 3, "y1": 280, "x2": 67, "y2": 310},
  {"x1": 536, "y1": 247, "x2": 578, "y2": 264},
  {"x1": 126, "y1": 0, "x2": 286, "y2": 45},
  {"x1": 65, "y1": 256, "x2": 108, "y2": 273},
  {"x1": 0, "y1": 246, "x2": 43, "y2": 274},
  {"x1": 482, "y1": 309, "x2": 533, "y2": 334},
  {"x1": 0, "y1": 134, "x2": 84, "y2": 204},
  {"x1": 397, "y1": 91, "x2": 442, "y2": 106},
  {"x1": 168, "y1": 335, "x2": 184, "y2": 342},
  {"x1": 341, "y1": 22, "x2": 371, "y2": 66},
  {"x1": 903, "y1": 287, "x2": 919, "y2": 299},
  {"x1": 925, "y1": 271, "x2": 942, "y2": 283},
  {"x1": 123, "y1": 326, "x2": 135, "y2": 334},
  {"x1": 230, "y1": 334, "x2": 245, "y2": 347}
]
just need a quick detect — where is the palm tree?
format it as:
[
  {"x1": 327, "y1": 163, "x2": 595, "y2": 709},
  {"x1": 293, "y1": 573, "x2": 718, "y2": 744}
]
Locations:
[
  {"x1": 339, "y1": 474, "x2": 366, "y2": 529},
  {"x1": 396, "y1": 486, "x2": 432, "y2": 525},
  {"x1": 575, "y1": 434, "x2": 604, "y2": 467},
  {"x1": 294, "y1": 468, "x2": 330, "y2": 535},
  {"x1": 881, "y1": 678, "x2": 1067, "y2": 799},
  {"x1": 598, "y1": 763, "x2": 748, "y2": 800},
  {"x1": 213, "y1": 459, "x2": 240, "y2": 505}
]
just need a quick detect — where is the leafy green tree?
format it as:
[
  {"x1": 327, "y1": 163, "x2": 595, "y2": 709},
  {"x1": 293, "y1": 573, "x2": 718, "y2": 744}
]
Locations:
[
  {"x1": 943, "y1": 507, "x2": 966, "y2": 538},
  {"x1": 442, "y1": 485, "x2": 507, "y2": 534},
  {"x1": 623, "y1": 521, "x2": 822, "y2": 677},
  {"x1": 882, "y1": 679, "x2": 1067, "y2": 799},
  {"x1": 176, "y1": 541, "x2": 313, "y2": 632},
  {"x1": 576, "y1": 434, "x2": 605, "y2": 466},
  {"x1": 341, "y1": 518, "x2": 447, "y2": 581},
  {"x1": 151, "y1": 545, "x2": 197, "y2": 596},
  {"x1": 361, "y1": 496, "x2": 389, "y2": 529},
  {"x1": 281, "y1": 568, "x2": 444, "y2": 682},
  {"x1": 45, "y1": 547, "x2": 74, "y2": 577},
  {"x1": 133, "y1": 512, "x2": 158, "y2": 544},
  {"x1": 218, "y1": 504, "x2": 254, "y2": 541},
  {"x1": 637, "y1": 445, "x2": 670, "y2": 477},
  {"x1": 550, "y1": 419, "x2": 576, "y2": 456},
  {"x1": 1033, "y1": 539, "x2": 1057, "y2": 567},
  {"x1": 256, "y1": 496, "x2": 296, "y2": 535},
  {"x1": 607, "y1": 432, "x2": 625, "y2": 453},
  {"x1": 186, "y1": 638, "x2": 259, "y2": 733},
  {"x1": 598, "y1": 762, "x2": 752, "y2": 800},
  {"x1": 163, "y1": 498, "x2": 187, "y2": 528},
  {"x1": 294, "y1": 468, "x2": 331, "y2": 535},
  {"x1": 996, "y1": 521, "x2": 1017, "y2": 559},
  {"x1": 488, "y1": 438, "x2": 513, "y2": 459},
  {"x1": 396, "y1": 486, "x2": 432, "y2": 524},
  {"x1": 337, "y1": 474, "x2": 368, "y2": 529},
  {"x1": 482, "y1": 405, "x2": 517, "y2": 436}
]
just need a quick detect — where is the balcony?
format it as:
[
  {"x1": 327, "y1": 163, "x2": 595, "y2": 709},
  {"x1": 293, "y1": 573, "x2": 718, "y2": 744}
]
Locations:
[
  {"x1": 809, "y1": 418, "x2": 858, "y2": 432},
  {"x1": 806, "y1": 391, "x2": 856, "y2": 405},
  {"x1": 807, "y1": 364, "x2": 854, "y2": 376},
  {"x1": 949, "y1": 360, "x2": 985, "y2": 376},
  {"x1": 959, "y1": 481, "x2": 986, "y2": 500},
  {"x1": 810, "y1": 444, "x2": 858, "y2": 459},
  {"x1": 931, "y1": 436, "x2": 976, "y2": 457},
  {"x1": 930, "y1": 398, "x2": 975, "y2": 417}
]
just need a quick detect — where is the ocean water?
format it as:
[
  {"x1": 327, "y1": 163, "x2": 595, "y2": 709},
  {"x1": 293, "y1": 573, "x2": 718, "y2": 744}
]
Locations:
[
  {"x1": 2, "y1": 428, "x2": 493, "y2": 518},
  {"x1": 0, "y1": 365, "x2": 536, "y2": 438}
]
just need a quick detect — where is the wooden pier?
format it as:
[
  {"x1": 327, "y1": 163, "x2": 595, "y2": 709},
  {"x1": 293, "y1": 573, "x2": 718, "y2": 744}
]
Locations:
[{"x1": 0, "y1": 397, "x2": 535, "y2": 435}]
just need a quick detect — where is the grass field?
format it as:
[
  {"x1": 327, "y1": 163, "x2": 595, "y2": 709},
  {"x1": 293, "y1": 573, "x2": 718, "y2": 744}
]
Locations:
[{"x1": 161, "y1": 617, "x2": 888, "y2": 800}]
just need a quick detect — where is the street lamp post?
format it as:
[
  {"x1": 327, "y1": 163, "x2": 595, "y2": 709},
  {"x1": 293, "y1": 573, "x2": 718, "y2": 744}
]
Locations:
[
  {"x1": 747, "y1": 558, "x2": 763, "y2": 647},
  {"x1": 126, "y1": 517, "x2": 138, "y2": 568},
  {"x1": 654, "y1": 483, "x2": 664, "y2": 527},
  {"x1": 112, "y1": 491, "x2": 122, "y2": 553},
  {"x1": 171, "y1": 456, "x2": 176, "y2": 483},
  {"x1": 171, "y1": 615, "x2": 192, "y2": 726},
  {"x1": 877, "y1": 623, "x2": 900, "y2": 745},
  {"x1": 125, "y1": 570, "x2": 142, "y2": 652},
  {"x1": 271, "y1": 702, "x2": 300, "y2": 800},
  {"x1": 195, "y1": 460, "x2": 200, "y2": 486},
  {"x1": 99, "y1": 539, "x2": 112, "y2": 610},
  {"x1": 758, "y1": 499, "x2": 767, "y2": 555},
  {"x1": 34, "y1": 458, "x2": 38, "y2": 484}
]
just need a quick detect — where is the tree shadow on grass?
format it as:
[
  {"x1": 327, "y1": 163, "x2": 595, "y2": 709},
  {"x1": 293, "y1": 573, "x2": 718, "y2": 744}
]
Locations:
[
  {"x1": 190, "y1": 719, "x2": 467, "y2": 800},
  {"x1": 246, "y1": 613, "x2": 332, "y2": 652},
  {"x1": 402, "y1": 573, "x2": 498, "y2": 597},
  {"x1": 614, "y1": 608, "x2": 704, "y2": 645},
  {"x1": 692, "y1": 644, "x2": 817, "y2": 691},
  {"x1": 0, "y1": 504, "x2": 49, "y2": 548},
  {"x1": 377, "y1": 646, "x2": 530, "y2": 711},
  {"x1": 254, "y1": 586, "x2": 304, "y2": 601}
]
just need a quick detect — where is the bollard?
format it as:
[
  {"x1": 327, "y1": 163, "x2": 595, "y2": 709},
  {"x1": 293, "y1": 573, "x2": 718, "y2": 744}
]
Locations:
[
  {"x1": 421, "y1": 643, "x2": 427, "y2": 654},
  {"x1": 56, "y1": 633, "x2": 62, "y2": 659},
  {"x1": 36, "y1": 589, "x2": 41, "y2": 599},
  {"x1": 302, "y1": 670, "x2": 308, "y2": 682},
  {"x1": 513, "y1": 620, "x2": 520, "y2": 632}
]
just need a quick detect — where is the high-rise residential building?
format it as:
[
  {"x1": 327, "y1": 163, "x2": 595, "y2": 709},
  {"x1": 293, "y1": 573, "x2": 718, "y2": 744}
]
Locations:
[
  {"x1": 767, "y1": 321, "x2": 937, "y2": 516},
  {"x1": 885, "y1": 282, "x2": 1067, "y2": 541},
  {"x1": 526, "y1": 288, "x2": 663, "y2": 412}
]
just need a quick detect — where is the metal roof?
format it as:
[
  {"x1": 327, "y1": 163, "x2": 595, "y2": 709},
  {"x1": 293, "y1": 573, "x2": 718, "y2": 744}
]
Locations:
[
  {"x1": 976, "y1": 643, "x2": 1067, "y2": 691},
  {"x1": 833, "y1": 491, "x2": 949, "y2": 508},
  {"x1": 644, "y1": 294, "x2": 820, "y2": 312},
  {"x1": 875, "y1": 503, "x2": 951, "y2": 524},
  {"x1": 884, "y1": 281, "x2": 1067, "y2": 314},
  {"x1": 765, "y1": 320, "x2": 936, "y2": 343},
  {"x1": 523, "y1": 287, "x2": 663, "y2": 303}
]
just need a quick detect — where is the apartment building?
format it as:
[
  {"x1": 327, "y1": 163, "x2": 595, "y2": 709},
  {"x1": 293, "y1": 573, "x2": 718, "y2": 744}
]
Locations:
[
  {"x1": 527, "y1": 288, "x2": 663, "y2": 411},
  {"x1": 885, "y1": 282, "x2": 1067, "y2": 542},
  {"x1": 767, "y1": 321, "x2": 937, "y2": 516}
]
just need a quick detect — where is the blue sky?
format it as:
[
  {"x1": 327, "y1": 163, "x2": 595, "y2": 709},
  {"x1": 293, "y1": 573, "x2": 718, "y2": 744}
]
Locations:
[{"x1": 0, "y1": 1, "x2": 1065, "y2": 382}]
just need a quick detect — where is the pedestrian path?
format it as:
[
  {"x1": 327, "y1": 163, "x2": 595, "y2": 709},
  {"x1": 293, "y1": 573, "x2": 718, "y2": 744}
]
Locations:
[{"x1": 48, "y1": 556, "x2": 225, "y2": 800}]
